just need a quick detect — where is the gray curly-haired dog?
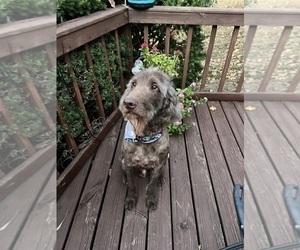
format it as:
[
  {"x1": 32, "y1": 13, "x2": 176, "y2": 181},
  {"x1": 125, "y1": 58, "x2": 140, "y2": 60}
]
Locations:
[{"x1": 119, "y1": 68, "x2": 182, "y2": 211}]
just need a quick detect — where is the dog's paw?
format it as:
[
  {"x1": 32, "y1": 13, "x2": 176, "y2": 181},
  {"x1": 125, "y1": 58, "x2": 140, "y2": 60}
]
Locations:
[
  {"x1": 125, "y1": 197, "x2": 136, "y2": 211},
  {"x1": 157, "y1": 174, "x2": 165, "y2": 186},
  {"x1": 146, "y1": 198, "x2": 158, "y2": 211}
]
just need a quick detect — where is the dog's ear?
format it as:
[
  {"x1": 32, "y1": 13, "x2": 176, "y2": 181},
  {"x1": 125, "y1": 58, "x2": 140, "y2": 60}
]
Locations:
[{"x1": 159, "y1": 81, "x2": 182, "y2": 124}]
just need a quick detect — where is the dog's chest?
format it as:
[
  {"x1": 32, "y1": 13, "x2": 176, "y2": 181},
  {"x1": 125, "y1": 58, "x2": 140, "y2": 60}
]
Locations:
[
  {"x1": 122, "y1": 142, "x2": 168, "y2": 169},
  {"x1": 127, "y1": 145, "x2": 159, "y2": 168}
]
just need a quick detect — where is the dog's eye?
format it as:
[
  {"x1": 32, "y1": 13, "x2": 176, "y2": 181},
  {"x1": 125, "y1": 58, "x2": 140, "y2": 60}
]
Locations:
[
  {"x1": 151, "y1": 83, "x2": 158, "y2": 90},
  {"x1": 131, "y1": 81, "x2": 136, "y2": 88}
]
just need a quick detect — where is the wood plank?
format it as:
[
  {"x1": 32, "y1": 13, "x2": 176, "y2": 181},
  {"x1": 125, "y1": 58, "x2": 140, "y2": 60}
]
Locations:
[
  {"x1": 64, "y1": 53, "x2": 92, "y2": 130},
  {"x1": 287, "y1": 67, "x2": 300, "y2": 92},
  {"x1": 244, "y1": 92, "x2": 300, "y2": 101},
  {"x1": 195, "y1": 102, "x2": 240, "y2": 246},
  {"x1": 244, "y1": 180, "x2": 270, "y2": 249},
  {"x1": 184, "y1": 108, "x2": 225, "y2": 250},
  {"x1": 147, "y1": 162, "x2": 172, "y2": 250},
  {"x1": 56, "y1": 101, "x2": 79, "y2": 155},
  {"x1": 233, "y1": 101, "x2": 244, "y2": 122},
  {"x1": 181, "y1": 26, "x2": 193, "y2": 89},
  {"x1": 13, "y1": 166, "x2": 56, "y2": 249},
  {"x1": 57, "y1": 156, "x2": 93, "y2": 249},
  {"x1": 169, "y1": 135, "x2": 199, "y2": 250},
  {"x1": 164, "y1": 25, "x2": 171, "y2": 56},
  {"x1": 144, "y1": 25, "x2": 149, "y2": 44},
  {"x1": 57, "y1": 6, "x2": 127, "y2": 37},
  {"x1": 245, "y1": 8, "x2": 300, "y2": 26},
  {"x1": 84, "y1": 43, "x2": 106, "y2": 118},
  {"x1": 120, "y1": 176, "x2": 148, "y2": 250},
  {"x1": 129, "y1": 6, "x2": 244, "y2": 26},
  {"x1": 57, "y1": 6, "x2": 128, "y2": 57},
  {"x1": 264, "y1": 101, "x2": 300, "y2": 157},
  {"x1": 284, "y1": 101, "x2": 300, "y2": 123},
  {"x1": 200, "y1": 25, "x2": 217, "y2": 91},
  {"x1": 0, "y1": 97, "x2": 36, "y2": 156},
  {"x1": 235, "y1": 68, "x2": 244, "y2": 92},
  {"x1": 57, "y1": 109, "x2": 121, "y2": 198},
  {"x1": 209, "y1": 101, "x2": 244, "y2": 184},
  {"x1": 92, "y1": 122, "x2": 127, "y2": 249},
  {"x1": 0, "y1": 16, "x2": 56, "y2": 58},
  {"x1": 0, "y1": 144, "x2": 55, "y2": 201},
  {"x1": 221, "y1": 101, "x2": 244, "y2": 154},
  {"x1": 244, "y1": 25, "x2": 257, "y2": 62},
  {"x1": 64, "y1": 119, "x2": 122, "y2": 250},
  {"x1": 194, "y1": 92, "x2": 244, "y2": 101},
  {"x1": 258, "y1": 26, "x2": 293, "y2": 92},
  {"x1": 13, "y1": 53, "x2": 55, "y2": 131},
  {"x1": 246, "y1": 101, "x2": 300, "y2": 184},
  {"x1": 218, "y1": 26, "x2": 240, "y2": 92},
  {"x1": 244, "y1": 113, "x2": 294, "y2": 245},
  {"x1": 0, "y1": 158, "x2": 55, "y2": 249}
]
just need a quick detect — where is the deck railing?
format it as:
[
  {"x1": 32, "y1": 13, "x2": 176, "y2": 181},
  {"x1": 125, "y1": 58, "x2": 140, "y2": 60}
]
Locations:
[
  {"x1": 1, "y1": 6, "x2": 298, "y2": 195},
  {"x1": 0, "y1": 15, "x2": 56, "y2": 199},
  {"x1": 56, "y1": 6, "x2": 300, "y2": 195}
]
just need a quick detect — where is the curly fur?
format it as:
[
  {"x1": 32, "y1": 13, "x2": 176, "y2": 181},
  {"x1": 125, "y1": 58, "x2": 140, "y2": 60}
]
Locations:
[{"x1": 119, "y1": 68, "x2": 181, "y2": 211}]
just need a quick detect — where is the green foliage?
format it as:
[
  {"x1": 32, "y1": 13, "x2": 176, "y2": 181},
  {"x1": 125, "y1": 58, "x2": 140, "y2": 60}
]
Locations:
[
  {"x1": 139, "y1": 43, "x2": 182, "y2": 77},
  {"x1": 57, "y1": 0, "x2": 107, "y2": 23},
  {"x1": 0, "y1": 0, "x2": 55, "y2": 23},
  {"x1": 167, "y1": 83, "x2": 207, "y2": 135},
  {"x1": 0, "y1": 48, "x2": 55, "y2": 173},
  {"x1": 57, "y1": 34, "x2": 129, "y2": 171}
]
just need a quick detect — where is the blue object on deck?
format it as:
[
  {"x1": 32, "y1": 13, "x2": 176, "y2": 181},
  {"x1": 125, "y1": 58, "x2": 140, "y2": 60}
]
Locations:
[{"x1": 127, "y1": 0, "x2": 155, "y2": 9}]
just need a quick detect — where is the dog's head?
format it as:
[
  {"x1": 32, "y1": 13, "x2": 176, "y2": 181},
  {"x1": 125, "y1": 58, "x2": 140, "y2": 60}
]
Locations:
[{"x1": 119, "y1": 68, "x2": 182, "y2": 135}]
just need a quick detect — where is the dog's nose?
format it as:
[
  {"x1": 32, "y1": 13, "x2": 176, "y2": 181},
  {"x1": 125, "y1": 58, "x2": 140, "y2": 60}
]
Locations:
[{"x1": 123, "y1": 98, "x2": 138, "y2": 110}]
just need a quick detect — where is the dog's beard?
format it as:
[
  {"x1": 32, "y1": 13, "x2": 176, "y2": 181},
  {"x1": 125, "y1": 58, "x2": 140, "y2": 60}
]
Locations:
[{"x1": 126, "y1": 114, "x2": 147, "y2": 136}]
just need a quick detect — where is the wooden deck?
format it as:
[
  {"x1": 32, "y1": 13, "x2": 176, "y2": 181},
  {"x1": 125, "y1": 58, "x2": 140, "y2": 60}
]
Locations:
[
  {"x1": 57, "y1": 100, "x2": 244, "y2": 250},
  {"x1": 245, "y1": 101, "x2": 300, "y2": 249}
]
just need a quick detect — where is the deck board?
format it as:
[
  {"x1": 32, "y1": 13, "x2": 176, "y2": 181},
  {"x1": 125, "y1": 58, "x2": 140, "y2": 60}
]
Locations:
[
  {"x1": 92, "y1": 122, "x2": 127, "y2": 250},
  {"x1": 169, "y1": 134, "x2": 199, "y2": 250},
  {"x1": 56, "y1": 100, "x2": 300, "y2": 249},
  {"x1": 58, "y1": 101, "x2": 244, "y2": 249},
  {"x1": 184, "y1": 108, "x2": 225, "y2": 249},
  {"x1": 64, "y1": 119, "x2": 122, "y2": 250},
  {"x1": 245, "y1": 100, "x2": 300, "y2": 247},
  {"x1": 196, "y1": 102, "x2": 241, "y2": 246},
  {"x1": 0, "y1": 158, "x2": 55, "y2": 249}
]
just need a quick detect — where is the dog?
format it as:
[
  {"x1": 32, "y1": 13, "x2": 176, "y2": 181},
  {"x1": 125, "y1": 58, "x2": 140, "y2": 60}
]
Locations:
[{"x1": 119, "y1": 68, "x2": 182, "y2": 211}]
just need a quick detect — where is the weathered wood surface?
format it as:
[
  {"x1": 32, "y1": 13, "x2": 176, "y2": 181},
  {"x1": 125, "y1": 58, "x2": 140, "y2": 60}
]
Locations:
[
  {"x1": 58, "y1": 101, "x2": 244, "y2": 249},
  {"x1": 0, "y1": 158, "x2": 55, "y2": 249},
  {"x1": 245, "y1": 101, "x2": 300, "y2": 247},
  {"x1": 57, "y1": 6, "x2": 128, "y2": 57},
  {"x1": 245, "y1": 8, "x2": 300, "y2": 26},
  {"x1": 0, "y1": 15, "x2": 56, "y2": 58},
  {"x1": 129, "y1": 6, "x2": 244, "y2": 26}
]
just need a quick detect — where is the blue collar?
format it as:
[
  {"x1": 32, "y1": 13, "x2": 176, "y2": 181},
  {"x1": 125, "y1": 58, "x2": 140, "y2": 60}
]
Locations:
[{"x1": 124, "y1": 121, "x2": 162, "y2": 144}]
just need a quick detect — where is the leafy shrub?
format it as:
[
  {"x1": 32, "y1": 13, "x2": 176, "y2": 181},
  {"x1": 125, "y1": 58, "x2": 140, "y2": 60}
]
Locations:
[
  {"x1": 0, "y1": 0, "x2": 55, "y2": 23},
  {"x1": 57, "y1": 33, "x2": 129, "y2": 171},
  {"x1": 0, "y1": 48, "x2": 55, "y2": 173},
  {"x1": 57, "y1": 0, "x2": 107, "y2": 23}
]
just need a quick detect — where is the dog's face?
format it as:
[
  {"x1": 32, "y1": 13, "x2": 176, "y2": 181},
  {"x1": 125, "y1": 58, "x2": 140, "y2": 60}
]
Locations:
[{"x1": 119, "y1": 68, "x2": 182, "y2": 135}]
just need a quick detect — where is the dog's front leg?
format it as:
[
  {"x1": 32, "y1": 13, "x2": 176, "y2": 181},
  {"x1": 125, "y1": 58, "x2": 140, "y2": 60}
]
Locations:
[
  {"x1": 146, "y1": 166, "x2": 163, "y2": 211},
  {"x1": 123, "y1": 167, "x2": 137, "y2": 210}
]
